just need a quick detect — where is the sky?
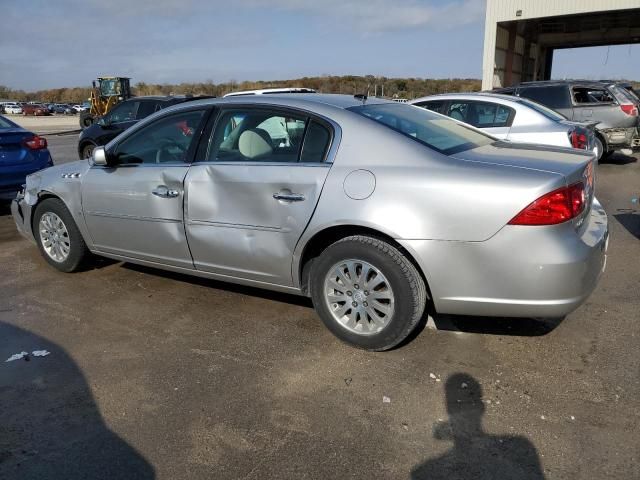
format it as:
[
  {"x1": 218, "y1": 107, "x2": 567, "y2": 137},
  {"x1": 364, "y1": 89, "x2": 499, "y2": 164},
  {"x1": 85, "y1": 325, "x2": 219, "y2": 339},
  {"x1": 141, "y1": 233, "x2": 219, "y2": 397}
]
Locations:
[{"x1": 0, "y1": 0, "x2": 638, "y2": 91}]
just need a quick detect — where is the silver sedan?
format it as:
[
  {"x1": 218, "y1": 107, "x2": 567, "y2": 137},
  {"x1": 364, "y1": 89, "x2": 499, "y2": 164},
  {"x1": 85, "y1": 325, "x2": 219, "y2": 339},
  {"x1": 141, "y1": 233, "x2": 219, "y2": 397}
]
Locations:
[
  {"x1": 410, "y1": 93, "x2": 602, "y2": 160},
  {"x1": 11, "y1": 94, "x2": 608, "y2": 350}
]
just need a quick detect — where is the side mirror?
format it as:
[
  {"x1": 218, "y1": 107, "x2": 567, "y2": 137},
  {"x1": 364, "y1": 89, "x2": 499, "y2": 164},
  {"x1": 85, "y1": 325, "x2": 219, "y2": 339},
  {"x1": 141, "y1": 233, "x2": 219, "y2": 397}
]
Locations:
[{"x1": 92, "y1": 146, "x2": 108, "y2": 166}]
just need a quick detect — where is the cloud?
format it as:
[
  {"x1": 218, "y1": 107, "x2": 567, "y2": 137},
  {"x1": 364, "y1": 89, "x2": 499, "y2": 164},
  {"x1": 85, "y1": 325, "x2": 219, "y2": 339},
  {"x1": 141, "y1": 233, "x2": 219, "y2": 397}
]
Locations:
[{"x1": 239, "y1": 0, "x2": 485, "y2": 33}]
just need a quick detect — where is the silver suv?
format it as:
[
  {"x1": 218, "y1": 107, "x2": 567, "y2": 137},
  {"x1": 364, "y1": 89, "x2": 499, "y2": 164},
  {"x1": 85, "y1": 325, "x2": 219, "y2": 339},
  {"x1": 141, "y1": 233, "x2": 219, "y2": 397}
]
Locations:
[{"x1": 496, "y1": 81, "x2": 639, "y2": 158}]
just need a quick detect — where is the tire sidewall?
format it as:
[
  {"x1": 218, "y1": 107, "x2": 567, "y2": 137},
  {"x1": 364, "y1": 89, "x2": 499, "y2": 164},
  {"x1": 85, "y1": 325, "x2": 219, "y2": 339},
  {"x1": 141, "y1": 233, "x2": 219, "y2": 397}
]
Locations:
[
  {"x1": 310, "y1": 239, "x2": 420, "y2": 350},
  {"x1": 33, "y1": 199, "x2": 85, "y2": 272},
  {"x1": 82, "y1": 143, "x2": 96, "y2": 159}
]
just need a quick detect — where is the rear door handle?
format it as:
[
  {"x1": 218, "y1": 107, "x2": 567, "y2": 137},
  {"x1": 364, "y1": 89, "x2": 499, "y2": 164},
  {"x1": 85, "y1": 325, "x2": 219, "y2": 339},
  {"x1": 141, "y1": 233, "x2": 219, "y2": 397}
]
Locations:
[
  {"x1": 273, "y1": 192, "x2": 305, "y2": 202},
  {"x1": 152, "y1": 185, "x2": 180, "y2": 198}
]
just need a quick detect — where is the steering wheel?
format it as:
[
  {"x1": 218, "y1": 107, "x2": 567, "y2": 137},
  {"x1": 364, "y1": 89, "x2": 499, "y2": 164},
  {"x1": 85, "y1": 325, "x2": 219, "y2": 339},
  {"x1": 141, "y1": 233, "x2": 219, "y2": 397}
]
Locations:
[{"x1": 155, "y1": 138, "x2": 187, "y2": 163}]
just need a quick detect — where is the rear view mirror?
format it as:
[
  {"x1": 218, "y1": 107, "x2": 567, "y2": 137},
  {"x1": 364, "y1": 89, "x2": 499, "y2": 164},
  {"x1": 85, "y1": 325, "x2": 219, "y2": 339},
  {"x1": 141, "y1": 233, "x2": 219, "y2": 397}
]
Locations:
[{"x1": 92, "y1": 146, "x2": 108, "y2": 166}]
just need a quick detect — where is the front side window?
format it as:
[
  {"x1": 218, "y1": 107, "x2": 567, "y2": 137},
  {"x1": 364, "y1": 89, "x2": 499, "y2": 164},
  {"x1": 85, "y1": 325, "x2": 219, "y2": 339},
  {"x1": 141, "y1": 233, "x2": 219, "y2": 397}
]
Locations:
[
  {"x1": 105, "y1": 101, "x2": 139, "y2": 124},
  {"x1": 349, "y1": 103, "x2": 493, "y2": 155},
  {"x1": 415, "y1": 101, "x2": 446, "y2": 114},
  {"x1": 136, "y1": 101, "x2": 159, "y2": 119},
  {"x1": 207, "y1": 109, "x2": 331, "y2": 163},
  {"x1": 111, "y1": 109, "x2": 205, "y2": 165}
]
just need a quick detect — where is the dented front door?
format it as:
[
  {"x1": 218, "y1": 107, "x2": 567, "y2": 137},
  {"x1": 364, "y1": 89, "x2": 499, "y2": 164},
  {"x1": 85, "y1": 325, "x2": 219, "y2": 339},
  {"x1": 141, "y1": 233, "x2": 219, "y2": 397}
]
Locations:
[{"x1": 184, "y1": 163, "x2": 330, "y2": 286}]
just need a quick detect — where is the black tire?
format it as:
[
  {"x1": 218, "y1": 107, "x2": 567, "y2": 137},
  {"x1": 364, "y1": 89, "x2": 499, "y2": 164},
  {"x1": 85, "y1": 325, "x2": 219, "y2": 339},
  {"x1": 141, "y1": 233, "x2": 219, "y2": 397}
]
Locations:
[
  {"x1": 81, "y1": 142, "x2": 96, "y2": 159},
  {"x1": 80, "y1": 112, "x2": 93, "y2": 129},
  {"x1": 310, "y1": 235, "x2": 427, "y2": 351},
  {"x1": 33, "y1": 198, "x2": 90, "y2": 273}
]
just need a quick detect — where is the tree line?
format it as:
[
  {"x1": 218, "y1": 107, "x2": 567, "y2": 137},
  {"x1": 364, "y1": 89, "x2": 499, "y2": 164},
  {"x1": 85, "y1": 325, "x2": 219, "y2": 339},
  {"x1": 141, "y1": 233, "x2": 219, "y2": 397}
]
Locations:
[{"x1": 0, "y1": 76, "x2": 482, "y2": 103}]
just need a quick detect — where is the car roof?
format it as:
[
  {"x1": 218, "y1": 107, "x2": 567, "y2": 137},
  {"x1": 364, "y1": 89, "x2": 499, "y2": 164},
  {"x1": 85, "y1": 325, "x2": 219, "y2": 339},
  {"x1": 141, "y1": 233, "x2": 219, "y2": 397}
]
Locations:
[
  {"x1": 174, "y1": 93, "x2": 393, "y2": 111},
  {"x1": 411, "y1": 92, "x2": 520, "y2": 103},
  {"x1": 517, "y1": 80, "x2": 610, "y2": 88},
  {"x1": 223, "y1": 88, "x2": 316, "y2": 97}
]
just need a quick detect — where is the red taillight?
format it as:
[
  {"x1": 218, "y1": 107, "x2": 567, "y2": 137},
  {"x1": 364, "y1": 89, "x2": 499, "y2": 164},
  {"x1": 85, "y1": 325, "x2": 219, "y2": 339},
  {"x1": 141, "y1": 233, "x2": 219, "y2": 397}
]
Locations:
[
  {"x1": 22, "y1": 135, "x2": 47, "y2": 150},
  {"x1": 508, "y1": 182, "x2": 585, "y2": 226},
  {"x1": 569, "y1": 130, "x2": 588, "y2": 150},
  {"x1": 620, "y1": 104, "x2": 638, "y2": 116}
]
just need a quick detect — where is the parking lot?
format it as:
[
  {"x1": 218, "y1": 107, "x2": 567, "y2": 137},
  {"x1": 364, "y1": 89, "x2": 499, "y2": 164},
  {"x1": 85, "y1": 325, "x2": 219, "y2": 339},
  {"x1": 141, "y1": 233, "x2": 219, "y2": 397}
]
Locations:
[{"x1": 1, "y1": 132, "x2": 639, "y2": 479}]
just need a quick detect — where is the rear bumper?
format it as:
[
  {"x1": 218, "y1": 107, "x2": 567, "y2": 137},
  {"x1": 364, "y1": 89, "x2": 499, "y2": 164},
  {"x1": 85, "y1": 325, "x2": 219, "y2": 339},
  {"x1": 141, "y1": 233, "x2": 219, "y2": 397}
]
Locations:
[
  {"x1": 11, "y1": 193, "x2": 36, "y2": 244},
  {"x1": 601, "y1": 127, "x2": 635, "y2": 148},
  {"x1": 400, "y1": 199, "x2": 609, "y2": 318}
]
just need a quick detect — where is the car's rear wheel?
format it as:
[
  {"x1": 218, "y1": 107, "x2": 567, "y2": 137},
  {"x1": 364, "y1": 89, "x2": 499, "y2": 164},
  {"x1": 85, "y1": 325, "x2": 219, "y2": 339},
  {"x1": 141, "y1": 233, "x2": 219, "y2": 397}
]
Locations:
[
  {"x1": 33, "y1": 198, "x2": 90, "y2": 272},
  {"x1": 310, "y1": 235, "x2": 427, "y2": 351},
  {"x1": 593, "y1": 137, "x2": 604, "y2": 162}
]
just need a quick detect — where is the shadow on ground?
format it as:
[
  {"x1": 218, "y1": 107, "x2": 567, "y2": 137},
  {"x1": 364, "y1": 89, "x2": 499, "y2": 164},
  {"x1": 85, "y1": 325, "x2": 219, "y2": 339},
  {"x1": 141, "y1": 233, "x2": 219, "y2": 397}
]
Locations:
[
  {"x1": 411, "y1": 373, "x2": 545, "y2": 480},
  {"x1": 599, "y1": 152, "x2": 638, "y2": 165},
  {"x1": 124, "y1": 263, "x2": 561, "y2": 339},
  {"x1": 0, "y1": 321, "x2": 155, "y2": 479},
  {"x1": 614, "y1": 212, "x2": 640, "y2": 239}
]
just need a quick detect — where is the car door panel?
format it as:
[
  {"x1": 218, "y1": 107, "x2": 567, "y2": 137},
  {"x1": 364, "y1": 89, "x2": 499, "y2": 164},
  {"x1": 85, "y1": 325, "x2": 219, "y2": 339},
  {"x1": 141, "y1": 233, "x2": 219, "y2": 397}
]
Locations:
[
  {"x1": 185, "y1": 163, "x2": 330, "y2": 285},
  {"x1": 82, "y1": 165, "x2": 192, "y2": 267}
]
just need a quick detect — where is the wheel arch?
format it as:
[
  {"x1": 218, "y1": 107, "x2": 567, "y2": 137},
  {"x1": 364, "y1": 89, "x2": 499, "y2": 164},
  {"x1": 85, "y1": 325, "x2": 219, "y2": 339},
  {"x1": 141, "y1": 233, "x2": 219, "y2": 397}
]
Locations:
[{"x1": 296, "y1": 224, "x2": 432, "y2": 301}]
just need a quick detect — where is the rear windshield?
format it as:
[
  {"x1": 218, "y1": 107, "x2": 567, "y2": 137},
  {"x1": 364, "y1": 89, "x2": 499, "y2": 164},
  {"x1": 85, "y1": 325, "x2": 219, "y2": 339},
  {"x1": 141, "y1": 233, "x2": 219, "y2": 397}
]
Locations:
[
  {"x1": 0, "y1": 116, "x2": 17, "y2": 128},
  {"x1": 517, "y1": 98, "x2": 566, "y2": 121},
  {"x1": 347, "y1": 103, "x2": 494, "y2": 155}
]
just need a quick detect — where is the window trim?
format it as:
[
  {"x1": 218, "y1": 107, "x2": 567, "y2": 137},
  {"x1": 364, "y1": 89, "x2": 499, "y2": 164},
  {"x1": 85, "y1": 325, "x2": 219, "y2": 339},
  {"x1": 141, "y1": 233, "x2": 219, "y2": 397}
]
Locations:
[{"x1": 196, "y1": 104, "x2": 338, "y2": 166}]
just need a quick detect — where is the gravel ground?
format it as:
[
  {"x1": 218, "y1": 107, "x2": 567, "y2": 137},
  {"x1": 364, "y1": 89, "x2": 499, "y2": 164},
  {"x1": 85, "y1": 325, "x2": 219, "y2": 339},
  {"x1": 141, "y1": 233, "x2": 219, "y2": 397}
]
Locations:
[{"x1": 0, "y1": 138, "x2": 638, "y2": 479}]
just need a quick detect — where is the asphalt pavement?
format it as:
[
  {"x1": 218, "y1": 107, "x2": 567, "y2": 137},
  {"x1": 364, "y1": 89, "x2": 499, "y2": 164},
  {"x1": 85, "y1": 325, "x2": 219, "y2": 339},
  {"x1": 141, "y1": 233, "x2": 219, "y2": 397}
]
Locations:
[{"x1": 0, "y1": 136, "x2": 638, "y2": 479}]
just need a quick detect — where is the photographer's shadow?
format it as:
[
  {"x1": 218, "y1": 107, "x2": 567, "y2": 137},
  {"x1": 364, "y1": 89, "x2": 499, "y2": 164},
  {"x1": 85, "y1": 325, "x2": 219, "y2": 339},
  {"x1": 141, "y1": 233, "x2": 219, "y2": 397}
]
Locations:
[
  {"x1": 411, "y1": 373, "x2": 545, "y2": 480},
  {"x1": 0, "y1": 321, "x2": 155, "y2": 479}
]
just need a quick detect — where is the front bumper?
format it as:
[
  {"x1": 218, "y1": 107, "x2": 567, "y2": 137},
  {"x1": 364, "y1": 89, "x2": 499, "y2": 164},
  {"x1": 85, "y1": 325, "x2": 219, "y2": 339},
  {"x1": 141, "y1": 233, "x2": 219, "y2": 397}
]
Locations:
[
  {"x1": 400, "y1": 199, "x2": 609, "y2": 318},
  {"x1": 11, "y1": 192, "x2": 36, "y2": 244}
]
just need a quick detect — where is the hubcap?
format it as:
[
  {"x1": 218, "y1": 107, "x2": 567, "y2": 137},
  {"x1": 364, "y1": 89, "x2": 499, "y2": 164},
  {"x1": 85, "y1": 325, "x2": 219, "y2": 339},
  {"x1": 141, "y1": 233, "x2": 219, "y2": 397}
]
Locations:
[
  {"x1": 39, "y1": 212, "x2": 70, "y2": 263},
  {"x1": 323, "y1": 259, "x2": 395, "y2": 335}
]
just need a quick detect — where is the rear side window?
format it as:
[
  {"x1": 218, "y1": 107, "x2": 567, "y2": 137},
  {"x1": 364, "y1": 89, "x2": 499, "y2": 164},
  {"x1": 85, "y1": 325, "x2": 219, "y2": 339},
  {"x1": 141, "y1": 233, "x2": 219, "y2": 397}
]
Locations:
[
  {"x1": 348, "y1": 103, "x2": 493, "y2": 155},
  {"x1": 415, "y1": 100, "x2": 446, "y2": 114},
  {"x1": 300, "y1": 121, "x2": 331, "y2": 163},
  {"x1": 518, "y1": 86, "x2": 570, "y2": 109},
  {"x1": 207, "y1": 109, "x2": 331, "y2": 163},
  {"x1": 445, "y1": 101, "x2": 514, "y2": 128}
]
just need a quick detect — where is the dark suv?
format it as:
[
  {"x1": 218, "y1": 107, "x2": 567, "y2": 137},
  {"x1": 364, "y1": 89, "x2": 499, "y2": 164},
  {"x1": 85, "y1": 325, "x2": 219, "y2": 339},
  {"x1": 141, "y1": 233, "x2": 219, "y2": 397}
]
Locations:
[
  {"x1": 495, "y1": 80, "x2": 639, "y2": 158},
  {"x1": 77, "y1": 96, "x2": 211, "y2": 159}
]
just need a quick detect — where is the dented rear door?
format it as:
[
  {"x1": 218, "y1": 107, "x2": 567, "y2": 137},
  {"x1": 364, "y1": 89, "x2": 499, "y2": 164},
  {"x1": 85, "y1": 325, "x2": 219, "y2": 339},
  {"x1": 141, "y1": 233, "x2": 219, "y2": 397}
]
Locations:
[{"x1": 184, "y1": 163, "x2": 330, "y2": 286}]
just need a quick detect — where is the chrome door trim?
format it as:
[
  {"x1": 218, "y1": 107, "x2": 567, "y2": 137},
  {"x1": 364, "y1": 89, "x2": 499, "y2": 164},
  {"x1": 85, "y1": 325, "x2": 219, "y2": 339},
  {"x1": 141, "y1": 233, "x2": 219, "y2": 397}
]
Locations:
[
  {"x1": 85, "y1": 211, "x2": 182, "y2": 223},
  {"x1": 186, "y1": 219, "x2": 285, "y2": 232}
]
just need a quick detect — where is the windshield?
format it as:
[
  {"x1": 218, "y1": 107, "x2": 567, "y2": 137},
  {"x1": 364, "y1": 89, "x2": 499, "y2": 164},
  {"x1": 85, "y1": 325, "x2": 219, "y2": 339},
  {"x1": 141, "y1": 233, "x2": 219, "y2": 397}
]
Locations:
[
  {"x1": 518, "y1": 98, "x2": 566, "y2": 121},
  {"x1": 100, "y1": 79, "x2": 120, "y2": 96},
  {"x1": 348, "y1": 103, "x2": 494, "y2": 155}
]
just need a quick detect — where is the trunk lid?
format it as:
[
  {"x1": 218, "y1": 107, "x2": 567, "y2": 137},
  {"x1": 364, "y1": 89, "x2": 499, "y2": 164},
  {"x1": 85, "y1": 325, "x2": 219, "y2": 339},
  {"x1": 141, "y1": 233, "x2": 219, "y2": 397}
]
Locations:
[
  {"x1": 0, "y1": 129, "x2": 32, "y2": 166},
  {"x1": 453, "y1": 141, "x2": 596, "y2": 226}
]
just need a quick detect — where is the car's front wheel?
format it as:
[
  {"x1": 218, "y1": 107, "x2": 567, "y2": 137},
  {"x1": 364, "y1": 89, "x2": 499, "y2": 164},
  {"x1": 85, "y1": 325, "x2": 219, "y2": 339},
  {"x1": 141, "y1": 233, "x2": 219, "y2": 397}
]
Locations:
[
  {"x1": 81, "y1": 143, "x2": 96, "y2": 159},
  {"x1": 33, "y1": 198, "x2": 90, "y2": 272},
  {"x1": 310, "y1": 235, "x2": 427, "y2": 351}
]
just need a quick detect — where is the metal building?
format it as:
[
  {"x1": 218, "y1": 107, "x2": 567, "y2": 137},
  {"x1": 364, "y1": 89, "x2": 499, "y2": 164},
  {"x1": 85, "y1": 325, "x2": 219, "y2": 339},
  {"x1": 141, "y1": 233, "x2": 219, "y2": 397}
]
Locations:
[{"x1": 482, "y1": 0, "x2": 640, "y2": 90}]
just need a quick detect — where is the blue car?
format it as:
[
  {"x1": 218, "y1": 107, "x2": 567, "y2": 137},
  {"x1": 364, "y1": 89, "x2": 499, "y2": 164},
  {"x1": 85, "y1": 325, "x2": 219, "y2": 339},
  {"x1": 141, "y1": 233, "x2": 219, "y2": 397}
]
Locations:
[{"x1": 0, "y1": 114, "x2": 53, "y2": 200}]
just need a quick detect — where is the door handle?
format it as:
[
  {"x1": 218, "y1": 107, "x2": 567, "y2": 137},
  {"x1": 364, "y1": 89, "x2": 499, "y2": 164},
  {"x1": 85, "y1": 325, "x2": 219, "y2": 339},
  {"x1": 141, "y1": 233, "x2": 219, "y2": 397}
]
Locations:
[
  {"x1": 152, "y1": 185, "x2": 180, "y2": 198},
  {"x1": 273, "y1": 192, "x2": 305, "y2": 202}
]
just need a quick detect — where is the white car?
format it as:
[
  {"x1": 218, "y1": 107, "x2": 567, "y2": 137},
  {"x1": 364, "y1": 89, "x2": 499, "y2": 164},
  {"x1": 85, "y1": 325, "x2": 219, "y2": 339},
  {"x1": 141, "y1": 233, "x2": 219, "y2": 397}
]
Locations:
[
  {"x1": 71, "y1": 105, "x2": 86, "y2": 112},
  {"x1": 410, "y1": 93, "x2": 601, "y2": 159},
  {"x1": 223, "y1": 87, "x2": 316, "y2": 98},
  {"x1": 3, "y1": 103, "x2": 23, "y2": 115}
]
